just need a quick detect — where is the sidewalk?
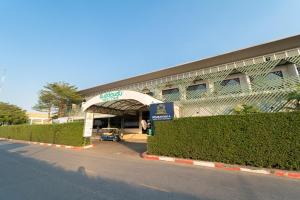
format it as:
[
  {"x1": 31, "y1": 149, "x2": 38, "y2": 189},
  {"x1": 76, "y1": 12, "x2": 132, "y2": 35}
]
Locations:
[
  {"x1": 0, "y1": 137, "x2": 94, "y2": 150},
  {"x1": 142, "y1": 152, "x2": 300, "y2": 180}
]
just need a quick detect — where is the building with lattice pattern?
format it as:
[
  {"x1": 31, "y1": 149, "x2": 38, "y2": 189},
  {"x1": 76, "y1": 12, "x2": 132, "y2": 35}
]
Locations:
[{"x1": 78, "y1": 35, "x2": 300, "y2": 134}]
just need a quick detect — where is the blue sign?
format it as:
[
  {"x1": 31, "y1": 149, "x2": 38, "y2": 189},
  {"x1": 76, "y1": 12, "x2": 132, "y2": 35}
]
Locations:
[{"x1": 150, "y1": 102, "x2": 174, "y2": 121}]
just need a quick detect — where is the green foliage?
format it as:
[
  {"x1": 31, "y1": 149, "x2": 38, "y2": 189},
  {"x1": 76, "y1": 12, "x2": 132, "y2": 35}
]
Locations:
[
  {"x1": 0, "y1": 102, "x2": 28, "y2": 125},
  {"x1": 30, "y1": 125, "x2": 56, "y2": 143},
  {"x1": 148, "y1": 112, "x2": 300, "y2": 170},
  {"x1": 32, "y1": 91, "x2": 55, "y2": 119},
  {"x1": 54, "y1": 123, "x2": 86, "y2": 146},
  {"x1": 232, "y1": 104, "x2": 260, "y2": 115},
  {"x1": 286, "y1": 85, "x2": 300, "y2": 111},
  {"x1": 33, "y1": 82, "x2": 83, "y2": 118},
  {"x1": 0, "y1": 122, "x2": 87, "y2": 146}
]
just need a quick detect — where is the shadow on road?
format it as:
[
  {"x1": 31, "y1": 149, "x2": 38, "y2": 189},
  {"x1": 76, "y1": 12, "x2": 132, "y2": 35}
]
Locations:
[
  {"x1": 91, "y1": 139, "x2": 147, "y2": 157},
  {"x1": 0, "y1": 140, "x2": 204, "y2": 200},
  {"x1": 119, "y1": 141, "x2": 147, "y2": 155},
  {"x1": 0, "y1": 140, "x2": 29, "y2": 151}
]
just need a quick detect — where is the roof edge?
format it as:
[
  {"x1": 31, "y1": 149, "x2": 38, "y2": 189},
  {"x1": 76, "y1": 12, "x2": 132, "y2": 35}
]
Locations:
[{"x1": 79, "y1": 34, "x2": 300, "y2": 96}]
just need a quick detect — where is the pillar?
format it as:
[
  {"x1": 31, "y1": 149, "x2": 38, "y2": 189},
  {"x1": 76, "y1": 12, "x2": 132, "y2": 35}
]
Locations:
[
  {"x1": 207, "y1": 80, "x2": 214, "y2": 94},
  {"x1": 107, "y1": 117, "x2": 111, "y2": 128},
  {"x1": 179, "y1": 85, "x2": 186, "y2": 100},
  {"x1": 174, "y1": 104, "x2": 180, "y2": 118},
  {"x1": 287, "y1": 64, "x2": 299, "y2": 77},
  {"x1": 121, "y1": 117, "x2": 124, "y2": 132},
  {"x1": 155, "y1": 87, "x2": 163, "y2": 101},
  {"x1": 240, "y1": 74, "x2": 252, "y2": 92},
  {"x1": 138, "y1": 111, "x2": 142, "y2": 134}
]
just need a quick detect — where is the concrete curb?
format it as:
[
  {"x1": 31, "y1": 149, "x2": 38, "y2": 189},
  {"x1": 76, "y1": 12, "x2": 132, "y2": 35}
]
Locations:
[
  {"x1": 142, "y1": 152, "x2": 300, "y2": 180},
  {"x1": 0, "y1": 138, "x2": 94, "y2": 150}
]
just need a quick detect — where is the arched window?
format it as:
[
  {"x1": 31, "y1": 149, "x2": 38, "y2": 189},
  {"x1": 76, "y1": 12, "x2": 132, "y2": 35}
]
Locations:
[
  {"x1": 215, "y1": 78, "x2": 241, "y2": 94},
  {"x1": 162, "y1": 88, "x2": 180, "y2": 102},
  {"x1": 186, "y1": 83, "x2": 207, "y2": 99}
]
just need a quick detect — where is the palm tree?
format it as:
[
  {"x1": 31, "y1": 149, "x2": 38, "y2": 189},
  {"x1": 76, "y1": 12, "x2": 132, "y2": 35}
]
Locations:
[
  {"x1": 34, "y1": 82, "x2": 83, "y2": 118},
  {"x1": 33, "y1": 91, "x2": 55, "y2": 119}
]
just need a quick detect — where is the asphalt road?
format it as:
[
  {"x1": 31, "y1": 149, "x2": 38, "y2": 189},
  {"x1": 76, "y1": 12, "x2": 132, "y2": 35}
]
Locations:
[{"x1": 0, "y1": 139, "x2": 299, "y2": 200}]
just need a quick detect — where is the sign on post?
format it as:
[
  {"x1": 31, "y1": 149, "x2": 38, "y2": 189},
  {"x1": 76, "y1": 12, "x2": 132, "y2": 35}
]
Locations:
[
  {"x1": 150, "y1": 102, "x2": 174, "y2": 121},
  {"x1": 83, "y1": 112, "x2": 94, "y2": 137}
]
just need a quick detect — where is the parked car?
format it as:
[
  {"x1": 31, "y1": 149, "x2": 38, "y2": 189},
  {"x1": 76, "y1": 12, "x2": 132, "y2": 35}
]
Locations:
[{"x1": 100, "y1": 128, "x2": 122, "y2": 142}]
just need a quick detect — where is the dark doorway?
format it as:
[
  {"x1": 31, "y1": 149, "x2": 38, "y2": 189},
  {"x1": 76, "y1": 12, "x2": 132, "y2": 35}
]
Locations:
[
  {"x1": 93, "y1": 118, "x2": 108, "y2": 129},
  {"x1": 110, "y1": 116, "x2": 122, "y2": 128}
]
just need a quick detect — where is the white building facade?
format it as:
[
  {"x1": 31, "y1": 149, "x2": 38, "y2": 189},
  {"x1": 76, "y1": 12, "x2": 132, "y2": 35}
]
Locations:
[{"x1": 78, "y1": 35, "x2": 300, "y2": 135}]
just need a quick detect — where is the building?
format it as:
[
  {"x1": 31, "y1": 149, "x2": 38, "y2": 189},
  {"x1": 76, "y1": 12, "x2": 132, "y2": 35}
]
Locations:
[
  {"x1": 27, "y1": 112, "x2": 51, "y2": 125},
  {"x1": 78, "y1": 34, "x2": 300, "y2": 135}
]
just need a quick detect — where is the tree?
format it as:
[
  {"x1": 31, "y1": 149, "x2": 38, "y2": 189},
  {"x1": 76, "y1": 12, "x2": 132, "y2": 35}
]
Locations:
[
  {"x1": 33, "y1": 82, "x2": 83, "y2": 118},
  {"x1": 0, "y1": 102, "x2": 28, "y2": 125},
  {"x1": 32, "y1": 90, "x2": 55, "y2": 119},
  {"x1": 232, "y1": 104, "x2": 260, "y2": 115}
]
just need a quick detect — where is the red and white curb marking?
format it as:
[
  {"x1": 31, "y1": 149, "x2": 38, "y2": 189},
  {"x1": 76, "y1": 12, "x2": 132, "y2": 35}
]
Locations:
[
  {"x1": 0, "y1": 138, "x2": 94, "y2": 150},
  {"x1": 142, "y1": 153, "x2": 300, "y2": 180}
]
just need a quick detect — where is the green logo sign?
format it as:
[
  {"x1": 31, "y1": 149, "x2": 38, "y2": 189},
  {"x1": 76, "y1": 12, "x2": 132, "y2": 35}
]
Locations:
[{"x1": 100, "y1": 91, "x2": 123, "y2": 102}]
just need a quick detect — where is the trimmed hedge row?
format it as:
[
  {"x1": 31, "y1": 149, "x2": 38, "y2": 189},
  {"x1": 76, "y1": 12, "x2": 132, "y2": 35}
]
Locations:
[
  {"x1": 148, "y1": 112, "x2": 300, "y2": 170},
  {"x1": 0, "y1": 122, "x2": 88, "y2": 146}
]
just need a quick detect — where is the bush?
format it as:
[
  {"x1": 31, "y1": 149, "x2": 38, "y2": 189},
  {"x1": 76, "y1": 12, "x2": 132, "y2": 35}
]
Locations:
[
  {"x1": 0, "y1": 122, "x2": 87, "y2": 146},
  {"x1": 30, "y1": 125, "x2": 56, "y2": 143},
  {"x1": 55, "y1": 123, "x2": 86, "y2": 146},
  {"x1": 148, "y1": 112, "x2": 300, "y2": 170}
]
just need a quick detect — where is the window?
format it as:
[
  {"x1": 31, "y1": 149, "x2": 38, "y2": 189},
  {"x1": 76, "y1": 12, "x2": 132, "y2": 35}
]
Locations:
[
  {"x1": 215, "y1": 78, "x2": 241, "y2": 94},
  {"x1": 186, "y1": 83, "x2": 207, "y2": 99},
  {"x1": 124, "y1": 114, "x2": 139, "y2": 128},
  {"x1": 110, "y1": 117, "x2": 122, "y2": 128},
  {"x1": 267, "y1": 71, "x2": 283, "y2": 78},
  {"x1": 265, "y1": 56, "x2": 271, "y2": 61},
  {"x1": 265, "y1": 71, "x2": 284, "y2": 89},
  {"x1": 220, "y1": 78, "x2": 240, "y2": 86},
  {"x1": 162, "y1": 88, "x2": 180, "y2": 102},
  {"x1": 142, "y1": 88, "x2": 154, "y2": 96},
  {"x1": 146, "y1": 91, "x2": 154, "y2": 96},
  {"x1": 250, "y1": 70, "x2": 284, "y2": 91},
  {"x1": 93, "y1": 118, "x2": 108, "y2": 129}
]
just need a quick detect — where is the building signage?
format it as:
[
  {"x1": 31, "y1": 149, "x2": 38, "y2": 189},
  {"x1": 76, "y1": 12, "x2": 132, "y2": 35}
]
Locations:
[
  {"x1": 100, "y1": 91, "x2": 123, "y2": 102},
  {"x1": 150, "y1": 102, "x2": 174, "y2": 121},
  {"x1": 83, "y1": 112, "x2": 94, "y2": 137}
]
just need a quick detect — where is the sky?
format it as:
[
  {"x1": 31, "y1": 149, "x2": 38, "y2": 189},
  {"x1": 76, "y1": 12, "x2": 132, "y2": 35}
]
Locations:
[{"x1": 0, "y1": 0, "x2": 300, "y2": 111}]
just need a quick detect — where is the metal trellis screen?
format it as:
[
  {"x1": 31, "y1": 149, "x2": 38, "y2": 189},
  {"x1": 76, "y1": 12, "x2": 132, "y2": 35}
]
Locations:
[{"x1": 129, "y1": 55, "x2": 300, "y2": 117}]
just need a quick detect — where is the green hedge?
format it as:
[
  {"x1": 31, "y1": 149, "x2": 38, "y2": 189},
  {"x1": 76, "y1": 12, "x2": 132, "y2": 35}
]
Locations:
[
  {"x1": 148, "y1": 112, "x2": 300, "y2": 170},
  {"x1": 0, "y1": 122, "x2": 88, "y2": 146}
]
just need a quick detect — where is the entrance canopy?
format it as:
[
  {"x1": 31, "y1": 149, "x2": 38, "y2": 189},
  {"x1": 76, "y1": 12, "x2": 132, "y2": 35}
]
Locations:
[{"x1": 82, "y1": 90, "x2": 162, "y2": 115}]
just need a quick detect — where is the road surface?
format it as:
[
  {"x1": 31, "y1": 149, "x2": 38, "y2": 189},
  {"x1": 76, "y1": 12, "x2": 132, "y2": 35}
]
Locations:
[{"x1": 0, "y1": 140, "x2": 299, "y2": 200}]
